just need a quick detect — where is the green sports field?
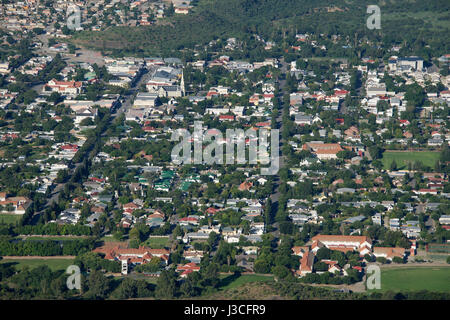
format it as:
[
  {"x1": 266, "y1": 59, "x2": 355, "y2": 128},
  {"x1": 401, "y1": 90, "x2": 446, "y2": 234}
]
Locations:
[
  {"x1": 0, "y1": 259, "x2": 74, "y2": 272},
  {"x1": 369, "y1": 267, "x2": 450, "y2": 292},
  {"x1": 144, "y1": 237, "x2": 170, "y2": 249},
  {"x1": 381, "y1": 151, "x2": 440, "y2": 170}
]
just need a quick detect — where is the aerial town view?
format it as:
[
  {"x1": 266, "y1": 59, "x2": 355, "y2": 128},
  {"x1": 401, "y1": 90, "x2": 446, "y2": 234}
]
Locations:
[{"x1": 0, "y1": 0, "x2": 449, "y2": 307}]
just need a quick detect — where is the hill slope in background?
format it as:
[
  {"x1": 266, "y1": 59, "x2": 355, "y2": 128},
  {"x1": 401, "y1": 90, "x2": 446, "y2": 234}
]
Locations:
[{"x1": 72, "y1": 0, "x2": 450, "y2": 57}]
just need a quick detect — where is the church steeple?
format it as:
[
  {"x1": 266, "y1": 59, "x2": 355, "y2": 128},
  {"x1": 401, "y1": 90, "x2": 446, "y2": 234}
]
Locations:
[{"x1": 180, "y1": 70, "x2": 185, "y2": 96}]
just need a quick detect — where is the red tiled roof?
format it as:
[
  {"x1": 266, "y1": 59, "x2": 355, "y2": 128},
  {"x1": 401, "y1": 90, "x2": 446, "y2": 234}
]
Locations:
[
  {"x1": 373, "y1": 247, "x2": 405, "y2": 259},
  {"x1": 311, "y1": 234, "x2": 372, "y2": 245},
  {"x1": 219, "y1": 115, "x2": 235, "y2": 120},
  {"x1": 299, "y1": 250, "x2": 314, "y2": 272},
  {"x1": 179, "y1": 217, "x2": 198, "y2": 222},
  {"x1": 238, "y1": 181, "x2": 253, "y2": 191}
]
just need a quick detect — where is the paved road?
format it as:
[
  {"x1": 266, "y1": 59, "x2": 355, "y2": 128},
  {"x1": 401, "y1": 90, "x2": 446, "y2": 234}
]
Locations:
[
  {"x1": 33, "y1": 61, "x2": 155, "y2": 219},
  {"x1": 270, "y1": 58, "x2": 288, "y2": 205},
  {"x1": 111, "y1": 66, "x2": 156, "y2": 119},
  {"x1": 33, "y1": 162, "x2": 83, "y2": 220},
  {"x1": 266, "y1": 59, "x2": 289, "y2": 237},
  {"x1": 35, "y1": 61, "x2": 158, "y2": 216}
]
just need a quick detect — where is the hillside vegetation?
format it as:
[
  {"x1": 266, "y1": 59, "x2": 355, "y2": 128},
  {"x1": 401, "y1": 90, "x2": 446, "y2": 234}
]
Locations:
[{"x1": 72, "y1": 0, "x2": 450, "y2": 58}]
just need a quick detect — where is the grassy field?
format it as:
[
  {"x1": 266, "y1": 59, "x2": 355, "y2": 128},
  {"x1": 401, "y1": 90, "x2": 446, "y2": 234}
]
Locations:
[
  {"x1": 382, "y1": 151, "x2": 440, "y2": 170},
  {"x1": 218, "y1": 274, "x2": 274, "y2": 291},
  {"x1": 0, "y1": 259, "x2": 74, "y2": 272},
  {"x1": 144, "y1": 277, "x2": 159, "y2": 284},
  {"x1": 0, "y1": 214, "x2": 22, "y2": 225},
  {"x1": 144, "y1": 237, "x2": 170, "y2": 249},
  {"x1": 369, "y1": 267, "x2": 450, "y2": 293},
  {"x1": 101, "y1": 235, "x2": 119, "y2": 242}
]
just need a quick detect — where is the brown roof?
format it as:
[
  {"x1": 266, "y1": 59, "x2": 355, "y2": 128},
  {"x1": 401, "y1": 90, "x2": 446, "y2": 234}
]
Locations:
[
  {"x1": 123, "y1": 202, "x2": 139, "y2": 209},
  {"x1": 315, "y1": 147, "x2": 343, "y2": 155},
  {"x1": 304, "y1": 143, "x2": 343, "y2": 153},
  {"x1": 373, "y1": 247, "x2": 405, "y2": 259},
  {"x1": 292, "y1": 246, "x2": 309, "y2": 255},
  {"x1": 326, "y1": 246, "x2": 355, "y2": 253},
  {"x1": 344, "y1": 126, "x2": 359, "y2": 136},
  {"x1": 311, "y1": 234, "x2": 372, "y2": 245},
  {"x1": 299, "y1": 250, "x2": 314, "y2": 272},
  {"x1": 238, "y1": 181, "x2": 253, "y2": 191},
  {"x1": 94, "y1": 245, "x2": 170, "y2": 261}
]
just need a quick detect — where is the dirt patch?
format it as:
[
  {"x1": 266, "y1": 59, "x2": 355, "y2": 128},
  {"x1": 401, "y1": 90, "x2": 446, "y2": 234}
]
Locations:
[{"x1": 326, "y1": 6, "x2": 345, "y2": 12}]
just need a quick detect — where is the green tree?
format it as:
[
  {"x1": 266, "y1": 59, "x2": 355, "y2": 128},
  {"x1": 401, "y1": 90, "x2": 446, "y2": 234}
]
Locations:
[
  {"x1": 272, "y1": 265, "x2": 289, "y2": 279},
  {"x1": 392, "y1": 256, "x2": 405, "y2": 264},
  {"x1": 113, "y1": 278, "x2": 151, "y2": 299},
  {"x1": 155, "y1": 270, "x2": 177, "y2": 299},
  {"x1": 202, "y1": 262, "x2": 220, "y2": 288},
  {"x1": 315, "y1": 247, "x2": 331, "y2": 261},
  {"x1": 254, "y1": 259, "x2": 271, "y2": 274},
  {"x1": 390, "y1": 159, "x2": 398, "y2": 171},
  {"x1": 376, "y1": 257, "x2": 387, "y2": 264},
  {"x1": 84, "y1": 270, "x2": 110, "y2": 300}
]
